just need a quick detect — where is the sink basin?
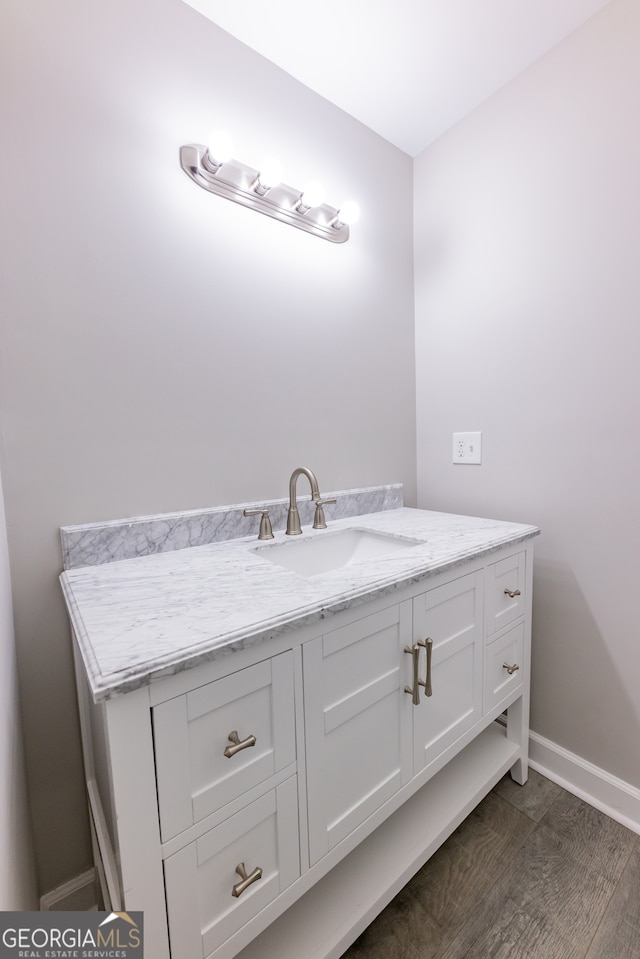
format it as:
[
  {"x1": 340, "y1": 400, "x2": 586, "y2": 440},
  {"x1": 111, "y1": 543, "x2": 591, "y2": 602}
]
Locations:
[{"x1": 254, "y1": 528, "x2": 422, "y2": 578}]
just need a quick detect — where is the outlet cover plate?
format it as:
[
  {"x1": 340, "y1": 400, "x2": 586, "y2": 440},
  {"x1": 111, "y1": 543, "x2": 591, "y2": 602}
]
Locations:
[{"x1": 453, "y1": 431, "x2": 482, "y2": 464}]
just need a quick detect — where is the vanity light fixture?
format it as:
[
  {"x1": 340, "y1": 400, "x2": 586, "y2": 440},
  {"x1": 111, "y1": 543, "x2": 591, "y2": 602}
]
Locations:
[{"x1": 180, "y1": 130, "x2": 360, "y2": 243}]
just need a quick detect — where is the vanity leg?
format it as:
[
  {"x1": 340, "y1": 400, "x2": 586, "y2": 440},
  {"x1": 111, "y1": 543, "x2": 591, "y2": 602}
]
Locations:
[
  {"x1": 506, "y1": 695, "x2": 529, "y2": 785},
  {"x1": 104, "y1": 690, "x2": 171, "y2": 959},
  {"x1": 507, "y1": 540, "x2": 533, "y2": 786}
]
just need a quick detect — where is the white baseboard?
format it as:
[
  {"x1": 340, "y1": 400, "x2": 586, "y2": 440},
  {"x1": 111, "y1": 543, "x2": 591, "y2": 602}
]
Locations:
[
  {"x1": 40, "y1": 868, "x2": 97, "y2": 911},
  {"x1": 529, "y1": 729, "x2": 640, "y2": 836}
]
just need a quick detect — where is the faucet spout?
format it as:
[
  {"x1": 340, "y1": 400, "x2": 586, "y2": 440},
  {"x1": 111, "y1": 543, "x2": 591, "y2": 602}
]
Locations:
[{"x1": 286, "y1": 467, "x2": 321, "y2": 535}]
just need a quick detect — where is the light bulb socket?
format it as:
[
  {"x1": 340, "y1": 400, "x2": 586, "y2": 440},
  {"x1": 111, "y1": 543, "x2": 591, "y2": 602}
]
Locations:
[
  {"x1": 250, "y1": 174, "x2": 270, "y2": 196},
  {"x1": 257, "y1": 158, "x2": 284, "y2": 193},
  {"x1": 202, "y1": 150, "x2": 224, "y2": 175},
  {"x1": 297, "y1": 181, "x2": 324, "y2": 211},
  {"x1": 205, "y1": 130, "x2": 234, "y2": 169}
]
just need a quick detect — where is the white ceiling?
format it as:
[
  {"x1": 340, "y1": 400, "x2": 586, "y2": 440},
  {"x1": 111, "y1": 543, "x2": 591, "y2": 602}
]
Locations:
[{"x1": 183, "y1": 0, "x2": 612, "y2": 156}]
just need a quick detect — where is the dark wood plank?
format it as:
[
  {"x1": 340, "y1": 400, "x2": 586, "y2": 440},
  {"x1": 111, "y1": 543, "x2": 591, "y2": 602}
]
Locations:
[
  {"x1": 493, "y1": 768, "x2": 562, "y2": 822},
  {"x1": 443, "y1": 892, "x2": 562, "y2": 959},
  {"x1": 409, "y1": 792, "x2": 534, "y2": 919},
  {"x1": 341, "y1": 792, "x2": 534, "y2": 959},
  {"x1": 439, "y1": 821, "x2": 615, "y2": 959},
  {"x1": 342, "y1": 882, "x2": 441, "y2": 959},
  {"x1": 340, "y1": 785, "x2": 636, "y2": 959},
  {"x1": 541, "y1": 790, "x2": 636, "y2": 883},
  {"x1": 585, "y1": 841, "x2": 640, "y2": 959}
]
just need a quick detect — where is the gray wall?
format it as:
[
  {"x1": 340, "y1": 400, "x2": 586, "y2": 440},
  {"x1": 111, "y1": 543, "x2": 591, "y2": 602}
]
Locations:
[
  {"x1": 0, "y1": 465, "x2": 37, "y2": 908},
  {"x1": 415, "y1": 0, "x2": 640, "y2": 789},
  {"x1": 0, "y1": 0, "x2": 416, "y2": 894}
]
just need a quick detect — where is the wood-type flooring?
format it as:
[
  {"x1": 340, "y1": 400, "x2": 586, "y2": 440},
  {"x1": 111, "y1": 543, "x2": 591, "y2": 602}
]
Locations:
[{"x1": 340, "y1": 769, "x2": 640, "y2": 959}]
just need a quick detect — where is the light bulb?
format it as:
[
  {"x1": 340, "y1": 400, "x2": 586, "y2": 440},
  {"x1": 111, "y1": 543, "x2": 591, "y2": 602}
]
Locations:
[
  {"x1": 206, "y1": 129, "x2": 234, "y2": 165},
  {"x1": 300, "y1": 181, "x2": 324, "y2": 209},
  {"x1": 337, "y1": 200, "x2": 360, "y2": 226},
  {"x1": 258, "y1": 156, "x2": 284, "y2": 190}
]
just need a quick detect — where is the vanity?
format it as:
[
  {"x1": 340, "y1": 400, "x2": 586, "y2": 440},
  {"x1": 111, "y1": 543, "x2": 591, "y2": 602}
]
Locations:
[{"x1": 60, "y1": 486, "x2": 539, "y2": 959}]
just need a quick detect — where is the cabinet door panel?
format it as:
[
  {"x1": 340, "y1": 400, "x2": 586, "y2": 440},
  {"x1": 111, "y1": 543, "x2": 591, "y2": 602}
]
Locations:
[
  {"x1": 413, "y1": 571, "x2": 483, "y2": 774},
  {"x1": 304, "y1": 602, "x2": 412, "y2": 865},
  {"x1": 153, "y1": 652, "x2": 295, "y2": 841}
]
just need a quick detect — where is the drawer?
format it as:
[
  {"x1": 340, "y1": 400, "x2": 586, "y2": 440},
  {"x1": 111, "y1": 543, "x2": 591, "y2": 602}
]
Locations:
[
  {"x1": 153, "y1": 652, "x2": 295, "y2": 841},
  {"x1": 164, "y1": 777, "x2": 300, "y2": 959},
  {"x1": 484, "y1": 622, "x2": 524, "y2": 712},
  {"x1": 485, "y1": 551, "x2": 526, "y2": 638}
]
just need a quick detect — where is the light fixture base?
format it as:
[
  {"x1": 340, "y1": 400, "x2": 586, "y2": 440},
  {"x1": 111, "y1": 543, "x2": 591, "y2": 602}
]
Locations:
[{"x1": 180, "y1": 144, "x2": 350, "y2": 243}]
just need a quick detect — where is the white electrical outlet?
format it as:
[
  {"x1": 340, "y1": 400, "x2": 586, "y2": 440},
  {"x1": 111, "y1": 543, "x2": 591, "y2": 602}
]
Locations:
[{"x1": 453, "y1": 431, "x2": 482, "y2": 464}]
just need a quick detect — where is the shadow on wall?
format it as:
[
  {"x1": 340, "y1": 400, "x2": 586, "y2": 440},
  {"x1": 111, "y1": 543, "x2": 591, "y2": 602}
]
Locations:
[{"x1": 530, "y1": 558, "x2": 639, "y2": 787}]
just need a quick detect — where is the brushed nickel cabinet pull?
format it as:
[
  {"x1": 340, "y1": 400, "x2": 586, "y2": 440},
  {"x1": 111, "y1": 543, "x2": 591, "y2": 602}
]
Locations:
[
  {"x1": 503, "y1": 662, "x2": 520, "y2": 675},
  {"x1": 224, "y1": 730, "x2": 257, "y2": 758},
  {"x1": 504, "y1": 588, "x2": 521, "y2": 599},
  {"x1": 404, "y1": 644, "x2": 421, "y2": 706},
  {"x1": 231, "y1": 862, "x2": 263, "y2": 898},
  {"x1": 418, "y1": 638, "x2": 433, "y2": 697}
]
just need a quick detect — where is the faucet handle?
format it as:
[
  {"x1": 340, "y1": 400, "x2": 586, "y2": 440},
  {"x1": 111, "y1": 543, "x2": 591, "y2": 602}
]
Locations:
[
  {"x1": 243, "y1": 509, "x2": 274, "y2": 541},
  {"x1": 312, "y1": 498, "x2": 337, "y2": 530}
]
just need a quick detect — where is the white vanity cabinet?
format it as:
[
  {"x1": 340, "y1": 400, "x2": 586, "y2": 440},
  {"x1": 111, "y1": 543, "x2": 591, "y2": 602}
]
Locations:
[
  {"x1": 71, "y1": 533, "x2": 535, "y2": 959},
  {"x1": 239, "y1": 545, "x2": 533, "y2": 959}
]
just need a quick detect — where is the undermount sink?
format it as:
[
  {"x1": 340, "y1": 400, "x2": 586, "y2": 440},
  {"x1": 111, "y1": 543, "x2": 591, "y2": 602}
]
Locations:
[{"x1": 254, "y1": 528, "x2": 422, "y2": 578}]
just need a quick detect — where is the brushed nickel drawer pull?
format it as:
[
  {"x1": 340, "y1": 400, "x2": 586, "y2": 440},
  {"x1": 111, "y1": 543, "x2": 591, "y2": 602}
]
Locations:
[
  {"x1": 404, "y1": 644, "x2": 421, "y2": 706},
  {"x1": 504, "y1": 588, "x2": 521, "y2": 599},
  {"x1": 503, "y1": 662, "x2": 520, "y2": 675},
  {"x1": 224, "y1": 730, "x2": 257, "y2": 758},
  {"x1": 232, "y1": 862, "x2": 263, "y2": 898},
  {"x1": 418, "y1": 638, "x2": 433, "y2": 697}
]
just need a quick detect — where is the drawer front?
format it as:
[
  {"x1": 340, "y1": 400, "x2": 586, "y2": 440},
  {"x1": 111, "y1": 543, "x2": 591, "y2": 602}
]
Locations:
[
  {"x1": 484, "y1": 622, "x2": 525, "y2": 712},
  {"x1": 164, "y1": 777, "x2": 300, "y2": 959},
  {"x1": 153, "y1": 652, "x2": 295, "y2": 841},
  {"x1": 485, "y1": 551, "x2": 526, "y2": 638}
]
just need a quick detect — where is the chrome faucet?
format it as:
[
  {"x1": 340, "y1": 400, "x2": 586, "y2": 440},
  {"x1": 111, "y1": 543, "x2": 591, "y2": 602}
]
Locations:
[{"x1": 286, "y1": 467, "x2": 336, "y2": 535}]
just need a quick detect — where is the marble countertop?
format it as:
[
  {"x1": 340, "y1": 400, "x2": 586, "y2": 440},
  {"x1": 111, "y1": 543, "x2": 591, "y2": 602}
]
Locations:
[{"x1": 60, "y1": 507, "x2": 539, "y2": 702}]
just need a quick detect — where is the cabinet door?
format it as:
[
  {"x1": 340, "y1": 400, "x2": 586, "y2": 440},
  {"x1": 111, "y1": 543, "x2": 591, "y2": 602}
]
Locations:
[
  {"x1": 153, "y1": 652, "x2": 295, "y2": 841},
  {"x1": 164, "y1": 777, "x2": 299, "y2": 959},
  {"x1": 304, "y1": 602, "x2": 412, "y2": 865},
  {"x1": 412, "y1": 571, "x2": 483, "y2": 774}
]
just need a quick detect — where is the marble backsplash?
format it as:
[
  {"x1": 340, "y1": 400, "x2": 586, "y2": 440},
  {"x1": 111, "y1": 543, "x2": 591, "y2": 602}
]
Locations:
[{"x1": 60, "y1": 484, "x2": 403, "y2": 570}]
